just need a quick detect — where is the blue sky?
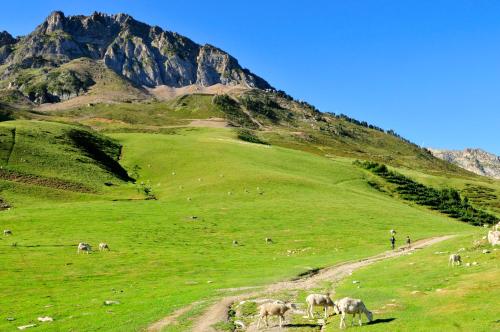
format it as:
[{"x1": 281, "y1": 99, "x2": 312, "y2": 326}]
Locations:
[{"x1": 1, "y1": 1, "x2": 499, "y2": 154}]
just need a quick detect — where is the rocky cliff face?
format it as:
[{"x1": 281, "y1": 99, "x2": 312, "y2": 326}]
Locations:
[
  {"x1": 428, "y1": 148, "x2": 500, "y2": 179},
  {"x1": 0, "y1": 11, "x2": 271, "y2": 90}
]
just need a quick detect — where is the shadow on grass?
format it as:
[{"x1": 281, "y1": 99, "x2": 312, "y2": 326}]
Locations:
[
  {"x1": 284, "y1": 323, "x2": 321, "y2": 328},
  {"x1": 367, "y1": 318, "x2": 396, "y2": 325}
]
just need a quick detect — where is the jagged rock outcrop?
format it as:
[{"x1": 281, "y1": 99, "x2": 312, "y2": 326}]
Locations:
[
  {"x1": 0, "y1": 31, "x2": 16, "y2": 63},
  {"x1": 428, "y1": 148, "x2": 500, "y2": 179},
  {"x1": 1, "y1": 11, "x2": 271, "y2": 90}
]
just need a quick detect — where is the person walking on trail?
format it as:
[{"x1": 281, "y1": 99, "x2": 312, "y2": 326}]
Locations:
[
  {"x1": 390, "y1": 235, "x2": 396, "y2": 250},
  {"x1": 406, "y1": 236, "x2": 411, "y2": 249}
]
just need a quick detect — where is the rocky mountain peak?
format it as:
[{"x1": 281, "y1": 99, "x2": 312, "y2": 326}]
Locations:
[
  {"x1": 45, "y1": 11, "x2": 65, "y2": 33},
  {"x1": 428, "y1": 148, "x2": 500, "y2": 179},
  {"x1": 0, "y1": 31, "x2": 16, "y2": 47},
  {"x1": 0, "y1": 11, "x2": 272, "y2": 91}
]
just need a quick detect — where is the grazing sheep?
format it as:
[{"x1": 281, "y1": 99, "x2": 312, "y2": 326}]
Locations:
[
  {"x1": 449, "y1": 254, "x2": 462, "y2": 266},
  {"x1": 257, "y1": 302, "x2": 296, "y2": 329},
  {"x1": 3, "y1": 229, "x2": 12, "y2": 236},
  {"x1": 232, "y1": 240, "x2": 239, "y2": 246},
  {"x1": 488, "y1": 230, "x2": 500, "y2": 246},
  {"x1": 390, "y1": 229, "x2": 396, "y2": 235},
  {"x1": 99, "y1": 243, "x2": 110, "y2": 251},
  {"x1": 334, "y1": 297, "x2": 373, "y2": 328},
  {"x1": 77, "y1": 242, "x2": 91, "y2": 254},
  {"x1": 265, "y1": 237, "x2": 273, "y2": 244},
  {"x1": 306, "y1": 293, "x2": 337, "y2": 319}
]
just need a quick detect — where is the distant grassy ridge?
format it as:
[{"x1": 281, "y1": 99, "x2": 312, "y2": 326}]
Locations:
[{"x1": 357, "y1": 160, "x2": 499, "y2": 226}]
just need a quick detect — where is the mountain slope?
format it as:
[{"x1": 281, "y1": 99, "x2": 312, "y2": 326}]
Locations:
[{"x1": 429, "y1": 148, "x2": 500, "y2": 179}]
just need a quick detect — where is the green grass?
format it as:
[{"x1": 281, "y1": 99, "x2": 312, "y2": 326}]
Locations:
[
  {"x1": 0, "y1": 126, "x2": 477, "y2": 331},
  {"x1": 48, "y1": 94, "x2": 224, "y2": 130},
  {"x1": 324, "y1": 232, "x2": 499, "y2": 332}
]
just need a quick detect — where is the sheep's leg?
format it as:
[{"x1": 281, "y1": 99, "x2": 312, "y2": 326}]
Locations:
[
  {"x1": 359, "y1": 312, "x2": 362, "y2": 326},
  {"x1": 352, "y1": 314, "x2": 355, "y2": 326},
  {"x1": 257, "y1": 316, "x2": 261, "y2": 329},
  {"x1": 307, "y1": 304, "x2": 312, "y2": 318},
  {"x1": 279, "y1": 315, "x2": 283, "y2": 328},
  {"x1": 265, "y1": 315, "x2": 268, "y2": 327},
  {"x1": 324, "y1": 306, "x2": 328, "y2": 318},
  {"x1": 340, "y1": 313, "x2": 346, "y2": 329}
]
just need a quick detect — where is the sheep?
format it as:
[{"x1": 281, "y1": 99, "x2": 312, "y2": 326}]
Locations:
[
  {"x1": 488, "y1": 230, "x2": 500, "y2": 246},
  {"x1": 389, "y1": 229, "x2": 396, "y2": 236},
  {"x1": 449, "y1": 254, "x2": 462, "y2": 266},
  {"x1": 265, "y1": 237, "x2": 273, "y2": 244},
  {"x1": 334, "y1": 297, "x2": 373, "y2": 328},
  {"x1": 99, "y1": 243, "x2": 110, "y2": 251},
  {"x1": 3, "y1": 229, "x2": 12, "y2": 236},
  {"x1": 494, "y1": 222, "x2": 500, "y2": 231},
  {"x1": 257, "y1": 301, "x2": 296, "y2": 329},
  {"x1": 232, "y1": 240, "x2": 239, "y2": 246},
  {"x1": 77, "y1": 242, "x2": 91, "y2": 254},
  {"x1": 306, "y1": 293, "x2": 337, "y2": 319}
]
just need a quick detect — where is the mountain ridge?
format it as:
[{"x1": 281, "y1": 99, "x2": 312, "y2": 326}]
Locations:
[{"x1": 428, "y1": 147, "x2": 500, "y2": 179}]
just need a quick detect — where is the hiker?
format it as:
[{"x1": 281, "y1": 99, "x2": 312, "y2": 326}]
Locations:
[
  {"x1": 390, "y1": 236, "x2": 396, "y2": 250},
  {"x1": 406, "y1": 236, "x2": 411, "y2": 249}
]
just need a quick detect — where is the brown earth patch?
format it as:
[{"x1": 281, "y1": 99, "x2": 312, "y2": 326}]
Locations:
[{"x1": 0, "y1": 169, "x2": 94, "y2": 193}]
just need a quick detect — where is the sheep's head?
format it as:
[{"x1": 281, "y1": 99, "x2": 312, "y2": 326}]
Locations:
[
  {"x1": 366, "y1": 310, "x2": 373, "y2": 322},
  {"x1": 286, "y1": 302, "x2": 297, "y2": 310}
]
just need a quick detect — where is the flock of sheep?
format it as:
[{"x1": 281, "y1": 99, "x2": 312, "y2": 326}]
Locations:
[
  {"x1": 77, "y1": 242, "x2": 110, "y2": 253},
  {"x1": 257, "y1": 294, "x2": 373, "y2": 329}
]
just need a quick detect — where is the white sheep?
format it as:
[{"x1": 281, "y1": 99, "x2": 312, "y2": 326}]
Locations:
[
  {"x1": 77, "y1": 242, "x2": 91, "y2": 254},
  {"x1": 448, "y1": 254, "x2": 461, "y2": 266},
  {"x1": 265, "y1": 237, "x2": 273, "y2": 244},
  {"x1": 389, "y1": 229, "x2": 396, "y2": 236},
  {"x1": 3, "y1": 229, "x2": 12, "y2": 236},
  {"x1": 334, "y1": 297, "x2": 373, "y2": 328},
  {"x1": 306, "y1": 293, "x2": 337, "y2": 319},
  {"x1": 494, "y1": 222, "x2": 500, "y2": 231},
  {"x1": 257, "y1": 301, "x2": 296, "y2": 329},
  {"x1": 487, "y1": 230, "x2": 500, "y2": 246},
  {"x1": 99, "y1": 243, "x2": 110, "y2": 251}
]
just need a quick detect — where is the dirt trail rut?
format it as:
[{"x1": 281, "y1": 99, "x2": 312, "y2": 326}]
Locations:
[{"x1": 148, "y1": 235, "x2": 453, "y2": 332}]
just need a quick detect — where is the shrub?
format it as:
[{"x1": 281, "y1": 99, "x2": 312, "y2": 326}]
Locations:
[{"x1": 236, "y1": 129, "x2": 269, "y2": 145}]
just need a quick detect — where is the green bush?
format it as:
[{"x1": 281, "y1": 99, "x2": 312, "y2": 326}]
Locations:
[{"x1": 237, "y1": 129, "x2": 269, "y2": 145}]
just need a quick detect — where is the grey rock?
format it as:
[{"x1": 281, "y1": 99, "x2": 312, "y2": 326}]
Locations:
[{"x1": 428, "y1": 148, "x2": 500, "y2": 179}]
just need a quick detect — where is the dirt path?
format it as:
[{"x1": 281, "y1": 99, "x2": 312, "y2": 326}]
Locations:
[
  {"x1": 146, "y1": 301, "x2": 203, "y2": 332},
  {"x1": 149, "y1": 235, "x2": 454, "y2": 332}
]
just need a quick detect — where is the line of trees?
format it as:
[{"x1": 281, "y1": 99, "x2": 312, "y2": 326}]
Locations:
[{"x1": 356, "y1": 160, "x2": 499, "y2": 226}]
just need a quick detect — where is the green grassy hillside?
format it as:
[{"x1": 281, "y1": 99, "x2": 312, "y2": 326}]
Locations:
[
  {"x1": 0, "y1": 126, "x2": 479, "y2": 331},
  {"x1": 0, "y1": 120, "x2": 136, "y2": 206},
  {"x1": 328, "y1": 232, "x2": 499, "y2": 332}
]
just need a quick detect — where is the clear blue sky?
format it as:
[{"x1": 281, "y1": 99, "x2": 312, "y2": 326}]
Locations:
[{"x1": 1, "y1": 1, "x2": 499, "y2": 154}]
